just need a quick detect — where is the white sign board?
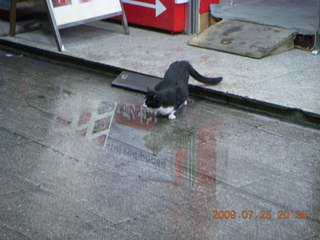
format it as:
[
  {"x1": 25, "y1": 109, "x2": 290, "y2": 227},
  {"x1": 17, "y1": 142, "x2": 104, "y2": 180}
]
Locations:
[
  {"x1": 48, "y1": 0, "x2": 122, "y2": 27},
  {"x1": 45, "y1": 0, "x2": 129, "y2": 51}
]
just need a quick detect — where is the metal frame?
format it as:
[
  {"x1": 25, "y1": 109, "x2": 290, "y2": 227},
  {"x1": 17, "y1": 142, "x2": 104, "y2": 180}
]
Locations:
[
  {"x1": 44, "y1": 0, "x2": 129, "y2": 51},
  {"x1": 312, "y1": 0, "x2": 320, "y2": 55},
  {"x1": 184, "y1": 0, "x2": 197, "y2": 34}
]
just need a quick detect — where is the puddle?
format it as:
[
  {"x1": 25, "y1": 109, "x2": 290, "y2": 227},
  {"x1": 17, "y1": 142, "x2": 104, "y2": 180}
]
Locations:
[
  {"x1": 108, "y1": 102, "x2": 219, "y2": 194},
  {"x1": 48, "y1": 94, "x2": 219, "y2": 193},
  {"x1": 53, "y1": 99, "x2": 156, "y2": 147},
  {"x1": 172, "y1": 127, "x2": 218, "y2": 191}
]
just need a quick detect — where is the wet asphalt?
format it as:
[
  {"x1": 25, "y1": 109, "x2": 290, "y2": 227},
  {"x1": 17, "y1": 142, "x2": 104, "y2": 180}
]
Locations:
[{"x1": 0, "y1": 50, "x2": 319, "y2": 240}]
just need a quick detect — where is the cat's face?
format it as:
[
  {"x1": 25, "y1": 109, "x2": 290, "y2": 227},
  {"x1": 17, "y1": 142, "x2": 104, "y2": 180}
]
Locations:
[{"x1": 143, "y1": 89, "x2": 161, "y2": 109}]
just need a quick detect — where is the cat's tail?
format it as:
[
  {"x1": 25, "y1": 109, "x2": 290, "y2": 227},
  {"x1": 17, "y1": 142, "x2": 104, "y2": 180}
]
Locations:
[{"x1": 188, "y1": 63, "x2": 223, "y2": 84}]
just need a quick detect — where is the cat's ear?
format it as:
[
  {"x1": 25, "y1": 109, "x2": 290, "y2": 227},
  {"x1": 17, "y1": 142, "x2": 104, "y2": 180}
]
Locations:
[{"x1": 154, "y1": 94, "x2": 161, "y2": 102}]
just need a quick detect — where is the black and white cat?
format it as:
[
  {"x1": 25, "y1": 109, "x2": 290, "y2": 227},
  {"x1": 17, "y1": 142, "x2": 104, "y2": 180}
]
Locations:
[{"x1": 143, "y1": 61, "x2": 222, "y2": 120}]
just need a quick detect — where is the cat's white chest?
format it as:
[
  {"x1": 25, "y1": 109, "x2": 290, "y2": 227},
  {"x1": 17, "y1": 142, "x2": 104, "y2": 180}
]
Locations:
[{"x1": 156, "y1": 106, "x2": 174, "y2": 116}]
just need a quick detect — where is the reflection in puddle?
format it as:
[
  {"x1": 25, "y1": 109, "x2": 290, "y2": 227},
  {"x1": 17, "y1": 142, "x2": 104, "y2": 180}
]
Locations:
[
  {"x1": 114, "y1": 104, "x2": 218, "y2": 198},
  {"x1": 107, "y1": 102, "x2": 164, "y2": 167},
  {"x1": 71, "y1": 100, "x2": 217, "y2": 196},
  {"x1": 72, "y1": 101, "x2": 117, "y2": 147},
  {"x1": 115, "y1": 103, "x2": 156, "y2": 132},
  {"x1": 66, "y1": 101, "x2": 156, "y2": 147},
  {"x1": 106, "y1": 141, "x2": 167, "y2": 168},
  {"x1": 78, "y1": 111, "x2": 91, "y2": 126},
  {"x1": 114, "y1": 103, "x2": 218, "y2": 191},
  {"x1": 171, "y1": 127, "x2": 217, "y2": 240},
  {"x1": 175, "y1": 127, "x2": 217, "y2": 190}
]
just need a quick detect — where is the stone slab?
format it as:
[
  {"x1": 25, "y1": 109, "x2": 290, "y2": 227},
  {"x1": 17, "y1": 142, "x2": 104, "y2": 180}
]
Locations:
[
  {"x1": 188, "y1": 20, "x2": 296, "y2": 58},
  {"x1": 211, "y1": 0, "x2": 317, "y2": 35}
]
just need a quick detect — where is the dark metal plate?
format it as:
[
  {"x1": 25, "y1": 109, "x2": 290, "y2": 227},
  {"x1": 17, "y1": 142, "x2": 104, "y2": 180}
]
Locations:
[{"x1": 112, "y1": 71, "x2": 162, "y2": 93}]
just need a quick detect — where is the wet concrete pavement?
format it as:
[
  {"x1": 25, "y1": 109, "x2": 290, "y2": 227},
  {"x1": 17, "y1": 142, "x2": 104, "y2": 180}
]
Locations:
[{"x1": 0, "y1": 50, "x2": 320, "y2": 240}]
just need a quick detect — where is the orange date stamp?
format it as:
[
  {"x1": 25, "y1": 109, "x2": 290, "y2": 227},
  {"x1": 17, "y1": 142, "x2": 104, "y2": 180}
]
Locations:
[{"x1": 211, "y1": 210, "x2": 308, "y2": 220}]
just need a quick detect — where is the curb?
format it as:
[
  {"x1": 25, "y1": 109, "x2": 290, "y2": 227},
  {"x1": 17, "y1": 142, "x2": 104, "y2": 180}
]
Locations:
[{"x1": 1, "y1": 38, "x2": 319, "y2": 130}]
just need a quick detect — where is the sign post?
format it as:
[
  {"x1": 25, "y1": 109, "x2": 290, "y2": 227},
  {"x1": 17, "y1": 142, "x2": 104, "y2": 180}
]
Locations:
[{"x1": 44, "y1": 0, "x2": 129, "y2": 51}]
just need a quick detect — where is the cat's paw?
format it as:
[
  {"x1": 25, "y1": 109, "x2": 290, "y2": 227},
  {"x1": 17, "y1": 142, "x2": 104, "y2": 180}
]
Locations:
[
  {"x1": 168, "y1": 113, "x2": 176, "y2": 120},
  {"x1": 184, "y1": 100, "x2": 187, "y2": 106}
]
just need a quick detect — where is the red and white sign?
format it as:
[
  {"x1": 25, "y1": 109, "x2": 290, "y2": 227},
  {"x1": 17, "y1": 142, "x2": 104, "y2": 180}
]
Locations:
[
  {"x1": 122, "y1": 0, "x2": 187, "y2": 32},
  {"x1": 122, "y1": 0, "x2": 220, "y2": 32},
  {"x1": 122, "y1": 0, "x2": 167, "y2": 17}
]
